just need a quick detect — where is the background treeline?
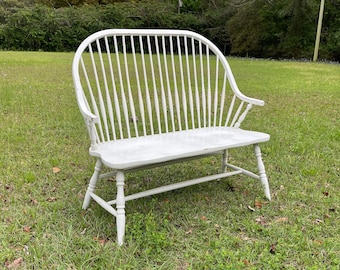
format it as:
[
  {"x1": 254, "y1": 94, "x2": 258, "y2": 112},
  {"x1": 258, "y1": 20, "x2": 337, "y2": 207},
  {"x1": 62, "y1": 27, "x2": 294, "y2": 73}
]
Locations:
[{"x1": 0, "y1": 0, "x2": 339, "y2": 61}]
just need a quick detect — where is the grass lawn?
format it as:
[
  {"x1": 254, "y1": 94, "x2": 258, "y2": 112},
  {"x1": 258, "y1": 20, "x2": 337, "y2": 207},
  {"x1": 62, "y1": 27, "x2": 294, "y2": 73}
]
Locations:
[{"x1": 0, "y1": 51, "x2": 339, "y2": 269}]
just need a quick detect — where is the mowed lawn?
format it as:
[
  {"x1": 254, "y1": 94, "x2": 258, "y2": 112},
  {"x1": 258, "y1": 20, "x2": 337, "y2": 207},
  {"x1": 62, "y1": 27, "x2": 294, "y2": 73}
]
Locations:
[{"x1": 0, "y1": 51, "x2": 339, "y2": 269}]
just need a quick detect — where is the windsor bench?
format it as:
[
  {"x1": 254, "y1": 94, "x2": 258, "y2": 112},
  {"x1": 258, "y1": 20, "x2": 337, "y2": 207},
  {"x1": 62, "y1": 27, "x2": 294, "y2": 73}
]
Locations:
[{"x1": 72, "y1": 29, "x2": 271, "y2": 246}]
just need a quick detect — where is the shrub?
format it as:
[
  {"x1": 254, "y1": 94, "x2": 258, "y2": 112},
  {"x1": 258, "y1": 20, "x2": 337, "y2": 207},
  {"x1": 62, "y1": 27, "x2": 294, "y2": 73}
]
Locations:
[{"x1": 0, "y1": 5, "x2": 107, "y2": 51}]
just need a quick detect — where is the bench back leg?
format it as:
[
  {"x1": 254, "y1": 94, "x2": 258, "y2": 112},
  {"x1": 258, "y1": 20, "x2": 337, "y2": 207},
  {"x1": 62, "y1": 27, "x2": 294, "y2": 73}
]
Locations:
[
  {"x1": 82, "y1": 159, "x2": 103, "y2": 210},
  {"x1": 254, "y1": 144, "x2": 271, "y2": 200},
  {"x1": 221, "y1": 150, "x2": 228, "y2": 173},
  {"x1": 116, "y1": 171, "x2": 126, "y2": 246}
]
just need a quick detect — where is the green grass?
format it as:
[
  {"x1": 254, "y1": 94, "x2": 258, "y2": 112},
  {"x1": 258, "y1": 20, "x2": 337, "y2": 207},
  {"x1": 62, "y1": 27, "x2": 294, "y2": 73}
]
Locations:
[{"x1": 1, "y1": 51, "x2": 339, "y2": 269}]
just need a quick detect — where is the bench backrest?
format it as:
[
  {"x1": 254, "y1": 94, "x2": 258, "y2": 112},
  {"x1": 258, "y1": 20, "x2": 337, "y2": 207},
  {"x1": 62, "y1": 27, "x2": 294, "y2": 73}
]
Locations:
[{"x1": 72, "y1": 29, "x2": 263, "y2": 145}]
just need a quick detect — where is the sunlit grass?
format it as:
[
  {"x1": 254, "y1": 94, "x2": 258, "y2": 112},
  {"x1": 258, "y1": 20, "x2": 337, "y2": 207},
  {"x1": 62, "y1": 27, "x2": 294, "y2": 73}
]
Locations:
[{"x1": 0, "y1": 52, "x2": 339, "y2": 269}]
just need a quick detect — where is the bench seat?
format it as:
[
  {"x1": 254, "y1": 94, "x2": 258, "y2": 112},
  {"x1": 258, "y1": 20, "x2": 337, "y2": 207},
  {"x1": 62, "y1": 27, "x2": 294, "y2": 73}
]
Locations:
[{"x1": 91, "y1": 127, "x2": 270, "y2": 170}]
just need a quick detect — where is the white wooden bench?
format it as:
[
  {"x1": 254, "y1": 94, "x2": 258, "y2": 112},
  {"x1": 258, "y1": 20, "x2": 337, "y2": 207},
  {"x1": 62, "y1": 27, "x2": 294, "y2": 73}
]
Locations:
[{"x1": 72, "y1": 29, "x2": 271, "y2": 245}]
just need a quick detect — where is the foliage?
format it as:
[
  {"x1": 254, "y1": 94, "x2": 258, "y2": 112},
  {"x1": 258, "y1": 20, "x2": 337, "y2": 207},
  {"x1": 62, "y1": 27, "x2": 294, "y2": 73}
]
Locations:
[
  {"x1": 227, "y1": 0, "x2": 319, "y2": 59},
  {"x1": 226, "y1": 0, "x2": 340, "y2": 60},
  {"x1": 278, "y1": 0, "x2": 318, "y2": 58},
  {"x1": 320, "y1": 0, "x2": 340, "y2": 60},
  {"x1": 0, "y1": 0, "x2": 34, "y2": 24},
  {"x1": 1, "y1": 0, "x2": 340, "y2": 60},
  {"x1": 0, "y1": 5, "x2": 102, "y2": 51},
  {"x1": 227, "y1": 0, "x2": 267, "y2": 57}
]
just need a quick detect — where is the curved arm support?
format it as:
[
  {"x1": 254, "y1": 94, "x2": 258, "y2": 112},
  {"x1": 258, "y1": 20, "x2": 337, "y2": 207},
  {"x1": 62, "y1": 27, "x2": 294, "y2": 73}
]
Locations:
[{"x1": 234, "y1": 103, "x2": 253, "y2": 128}]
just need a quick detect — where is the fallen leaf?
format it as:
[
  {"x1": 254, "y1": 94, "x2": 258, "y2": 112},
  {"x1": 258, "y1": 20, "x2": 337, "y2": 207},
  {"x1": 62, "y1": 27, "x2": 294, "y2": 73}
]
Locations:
[
  {"x1": 324, "y1": 213, "x2": 331, "y2": 219},
  {"x1": 240, "y1": 235, "x2": 251, "y2": 241},
  {"x1": 255, "y1": 216, "x2": 267, "y2": 225},
  {"x1": 243, "y1": 259, "x2": 250, "y2": 266},
  {"x1": 269, "y1": 243, "x2": 276, "y2": 254},
  {"x1": 23, "y1": 245, "x2": 29, "y2": 255},
  {"x1": 313, "y1": 240, "x2": 323, "y2": 245},
  {"x1": 47, "y1": 197, "x2": 57, "y2": 202},
  {"x1": 274, "y1": 217, "x2": 288, "y2": 223},
  {"x1": 23, "y1": 226, "x2": 31, "y2": 233},
  {"x1": 185, "y1": 229, "x2": 192, "y2": 235},
  {"x1": 214, "y1": 224, "x2": 221, "y2": 237},
  {"x1": 30, "y1": 199, "x2": 38, "y2": 205},
  {"x1": 226, "y1": 186, "x2": 237, "y2": 192},
  {"x1": 6, "y1": 257, "x2": 23, "y2": 269},
  {"x1": 43, "y1": 233, "x2": 52, "y2": 239},
  {"x1": 214, "y1": 224, "x2": 221, "y2": 229},
  {"x1": 297, "y1": 202, "x2": 307, "y2": 208},
  {"x1": 254, "y1": 200, "x2": 262, "y2": 209},
  {"x1": 248, "y1": 205, "x2": 256, "y2": 212},
  {"x1": 313, "y1": 219, "x2": 323, "y2": 224},
  {"x1": 5, "y1": 184, "x2": 13, "y2": 190},
  {"x1": 93, "y1": 237, "x2": 109, "y2": 246},
  {"x1": 129, "y1": 115, "x2": 139, "y2": 122},
  {"x1": 52, "y1": 167, "x2": 60, "y2": 173}
]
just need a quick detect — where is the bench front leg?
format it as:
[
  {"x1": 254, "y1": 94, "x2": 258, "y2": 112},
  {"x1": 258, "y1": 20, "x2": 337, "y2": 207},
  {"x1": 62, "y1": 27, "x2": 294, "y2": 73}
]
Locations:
[
  {"x1": 116, "y1": 171, "x2": 126, "y2": 246},
  {"x1": 82, "y1": 159, "x2": 102, "y2": 209},
  {"x1": 254, "y1": 144, "x2": 271, "y2": 200}
]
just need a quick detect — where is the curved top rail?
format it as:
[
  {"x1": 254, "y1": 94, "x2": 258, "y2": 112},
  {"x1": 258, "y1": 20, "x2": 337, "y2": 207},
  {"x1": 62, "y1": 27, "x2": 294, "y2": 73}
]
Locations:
[{"x1": 72, "y1": 29, "x2": 264, "y2": 108}]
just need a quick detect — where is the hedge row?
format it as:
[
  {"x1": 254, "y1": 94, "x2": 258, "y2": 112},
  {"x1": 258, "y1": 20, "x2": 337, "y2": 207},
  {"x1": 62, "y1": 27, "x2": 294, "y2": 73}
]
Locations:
[
  {"x1": 0, "y1": 2, "x2": 339, "y2": 61},
  {"x1": 0, "y1": 3, "x2": 229, "y2": 53}
]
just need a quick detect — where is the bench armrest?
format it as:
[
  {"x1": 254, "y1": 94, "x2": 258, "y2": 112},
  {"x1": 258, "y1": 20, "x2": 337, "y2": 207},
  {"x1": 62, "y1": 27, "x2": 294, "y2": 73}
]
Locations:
[
  {"x1": 237, "y1": 91, "x2": 265, "y2": 106},
  {"x1": 75, "y1": 87, "x2": 99, "y2": 123}
]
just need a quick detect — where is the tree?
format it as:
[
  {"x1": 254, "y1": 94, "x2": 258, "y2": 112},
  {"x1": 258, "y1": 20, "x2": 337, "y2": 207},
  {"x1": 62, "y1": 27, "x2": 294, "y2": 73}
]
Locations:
[
  {"x1": 320, "y1": 0, "x2": 340, "y2": 60},
  {"x1": 226, "y1": 0, "x2": 268, "y2": 57},
  {"x1": 278, "y1": 0, "x2": 318, "y2": 58},
  {"x1": 227, "y1": 0, "x2": 319, "y2": 59}
]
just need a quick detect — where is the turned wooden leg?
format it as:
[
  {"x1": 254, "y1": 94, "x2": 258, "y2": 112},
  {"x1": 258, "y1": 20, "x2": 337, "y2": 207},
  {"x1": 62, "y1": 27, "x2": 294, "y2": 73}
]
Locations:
[
  {"x1": 82, "y1": 159, "x2": 102, "y2": 209},
  {"x1": 116, "y1": 171, "x2": 126, "y2": 246},
  {"x1": 254, "y1": 144, "x2": 271, "y2": 200},
  {"x1": 221, "y1": 149, "x2": 228, "y2": 173}
]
